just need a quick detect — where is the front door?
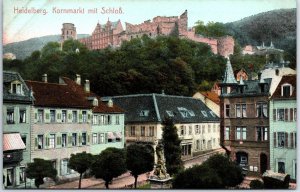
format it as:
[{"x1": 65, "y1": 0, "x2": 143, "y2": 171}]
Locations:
[{"x1": 260, "y1": 153, "x2": 268, "y2": 174}]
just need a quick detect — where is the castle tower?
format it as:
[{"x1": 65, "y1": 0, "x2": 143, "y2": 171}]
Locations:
[
  {"x1": 61, "y1": 23, "x2": 77, "y2": 41},
  {"x1": 178, "y1": 10, "x2": 188, "y2": 36},
  {"x1": 217, "y1": 36, "x2": 235, "y2": 57}
]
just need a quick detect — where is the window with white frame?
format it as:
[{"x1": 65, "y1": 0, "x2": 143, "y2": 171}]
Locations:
[
  {"x1": 50, "y1": 110, "x2": 56, "y2": 122},
  {"x1": 225, "y1": 104, "x2": 230, "y2": 117},
  {"x1": 149, "y1": 126, "x2": 154, "y2": 137},
  {"x1": 225, "y1": 127, "x2": 230, "y2": 140},
  {"x1": 277, "y1": 132, "x2": 285, "y2": 148},
  {"x1": 256, "y1": 127, "x2": 268, "y2": 141},
  {"x1": 7, "y1": 108, "x2": 14, "y2": 124},
  {"x1": 19, "y1": 109, "x2": 26, "y2": 123},
  {"x1": 277, "y1": 109, "x2": 285, "y2": 121},
  {"x1": 49, "y1": 134, "x2": 55, "y2": 149},
  {"x1": 189, "y1": 126, "x2": 192, "y2": 135},
  {"x1": 141, "y1": 126, "x2": 145, "y2": 136},
  {"x1": 38, "y1": 135, "x2": 44, "y2": 149},
  {"x1": 38, "y1": 109, "x2": 44, "y2": 123},
  {"x1": 116, "y1": 115, "x2": 120, "y2": 125},
  {"x1": 72, "y1": 133, "x2": 77, "y2": 146},
  {"x1": 100, "y1": 115, "x2": 104, "y2": 125},
  {"x1": 282, "y1": 84, "x2": 292, "y2": 97},
  {"x1": 180, "y1": 126, "x2": 185, "y2": 136},
  {"x1": 82, "y1": 132, "x2": 86, "y2": 145},
  {"x1": 93, "y1": 115, "x2": 98, "y2": 125},
  {"x1": 72, "y1": 111, "x2": 77, "y2": 123},
  {"x1": 100, "y1": 133, "x2": 105, "y2": 144},
  {"x1": 236, "y1": 104, "x2": 247, "y2": 118},
  {"x1": 62, "y1": 110, "x2": 67, "y2": 123},
  {"x1": 195, "y1": 125, "x2": 199, "y2": 134},
  {"x1": 236, "y1": 127, "x2": 247, "y2": 140},
  {"x1": 130, "y1": 126, "x2": 136, "y2": 136},
  {"x1": 82, "y1": 111, "x2": 87, "y2": 123},
  {"x1": 256, "y1": 103, "x2": 268, "y2": 118},
  {"x1": 11, "y1": 81, "x2": 23, "y2": 95},
  {"x1": 202, "y1": 125, "x2": 205, "y2": 134},
  {"x1": 61, "y1": 159, "x2": 70, "y2": 175},
  {"x1": 62, "y1": 134, "x2": 67, "y2": 147},
  {"x1": 92, "y1": 133, "x2": 97, "y2": 144}
]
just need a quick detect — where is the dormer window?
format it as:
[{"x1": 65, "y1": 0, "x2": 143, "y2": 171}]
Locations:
[
  {"x1": 11, "y1": 80, "x2": 23, "y2": 95},
  {"x1": 201, "y1": 111, "x2": 208, "y2": 117},
  {"x1": 93, "y1": 98, "x2": 99, "y2": 107},
  {"x1": 140, "y1": 110, "x2": 149, "y2": 117},
  {"x1": 166, "y1": 110, "x2": 174, "y2": 117},
  {"x1": 178, "y1": 107, "x2": 192, "y2": 118},
  {"x1": 282, "y1": 84, "x2": 292, "y2": 97},
  {"x1": 210, "y1": 111, "x2": 216, "y2": 117}
]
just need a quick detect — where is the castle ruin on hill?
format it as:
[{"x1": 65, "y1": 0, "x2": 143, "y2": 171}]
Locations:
[{"x1": 62, "y1": 10, "x2": 234, "y2": 57}]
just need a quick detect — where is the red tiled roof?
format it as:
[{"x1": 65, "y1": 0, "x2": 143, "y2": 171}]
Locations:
[
  {"x1": 3, "y1": 133, "x2": 26, "y2": 151},
  {"x1": 271, "y1": 74, "x2": 296, "y2": 99},
  {"x1": 92, "y1": 101, "x2": 124, "y2": 113},
  {"x1": 26, "y1": 79, "x2": 92, "y2": 109},
  {"x1": 200, "y1": 91, "x2": 220, "y2": 105},
  {"x1": 26, "y1": 77, "x2": 124, "y2": 113}
]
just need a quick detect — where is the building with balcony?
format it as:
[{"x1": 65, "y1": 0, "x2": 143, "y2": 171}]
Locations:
[
  {"x1": 3, "y1": 71, "x2": 33, "y2": 188},
  {"x1": 219, "y1": 59, "x2": 272, "y2": 175},
  {"x1": 106, "y1": 93, "x2": 220, "y2": 160},
  {"x1": 269, "y1": 75, "x2": 296, "y2": 181}
]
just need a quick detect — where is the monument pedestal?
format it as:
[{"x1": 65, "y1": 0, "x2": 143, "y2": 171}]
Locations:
[{"x1": 148, "y1": 177, "x2": 172, "y2": 189}]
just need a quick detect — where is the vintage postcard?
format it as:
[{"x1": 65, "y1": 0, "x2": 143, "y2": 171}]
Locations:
[{"x1": 2, "y1": 0, "x2": 297, "y2": 190}]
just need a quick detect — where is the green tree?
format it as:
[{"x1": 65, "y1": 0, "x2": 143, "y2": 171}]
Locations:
[
  {"x1": 62, "y1": 39, "x2": 88, "y2": 54},
  {"x1": 25, "y1": 158, "x2": 57, "y2": 188},
  {"x1": 172, "y1": 154, "x2": 244, "y2": 189},
  {"x1": 126, "y1": 144, "x2": 154, "y2": 188},
  {"x1": 194, "y1": 20, "x2": 228, "y2": 37},
  {"x1": 172, "y1": 164, "x2": 223, "y2": 189},
  {"x1": 161, "y1": 118, "x2": 184, "y2": 176},
  {"x1": 41, "y1": 42, "x2": 61, "y2": 57},
  {"x1": 91, "y1": 148, "x2": 127, "y2": 189},
  {"x1": 68, "y1": 152, "x2": 93, "y2": 189},
  {"x1": 201, "y1": 154, "x2": 244, "y2": 188},
  {"x1": 250, "y1": 179, "x2": 264, "y2": 189}
]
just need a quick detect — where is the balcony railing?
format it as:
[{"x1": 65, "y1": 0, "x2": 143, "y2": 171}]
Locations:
[{"x1": 3, "y1": 150, "x2": 23, "y2": 163}]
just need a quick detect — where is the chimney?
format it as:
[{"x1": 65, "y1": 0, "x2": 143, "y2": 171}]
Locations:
[
  {"x1": 75, "y1": 74, "x2": 81, "y2": 85},
  {"x1": 84, "y1": 80, "x2": 90, "y2": 93},
  {"x1": 108, "y1": 99, "x2": 113, "y2": 108},
  {"x1": 162, "y1": 90, "x2": 165, "y2": 95},
  {"x1": 258, "y1": 72, "x2": 262, "y2": 80},
  {"x1": 42, "y1": 74, "x2": 47, "y2": 83}
]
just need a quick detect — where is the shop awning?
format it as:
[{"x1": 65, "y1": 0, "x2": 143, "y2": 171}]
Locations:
[
  {"x1": 113, "y1": 132, "x2": 122, "y2": 139},
  {"x1": 3, "y1": 133, "x2": 26, "y2": 151},
  {"x1": 107, "y1": 132, "x2": 116, "y2": 139}
]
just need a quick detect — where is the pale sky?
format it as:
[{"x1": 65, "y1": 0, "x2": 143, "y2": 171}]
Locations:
[{"x1": 3, "y1": 0, "x2": 296, "y2": 45}]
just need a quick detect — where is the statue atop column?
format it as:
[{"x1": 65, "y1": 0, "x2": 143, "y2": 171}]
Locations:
[{"x1": 152, "y1": 141, "x2": 170, "y2": 180}]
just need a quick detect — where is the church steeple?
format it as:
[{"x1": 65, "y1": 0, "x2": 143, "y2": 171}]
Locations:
[{"x1": 222, "y1": 58, "x2": 238, "y2": 84}]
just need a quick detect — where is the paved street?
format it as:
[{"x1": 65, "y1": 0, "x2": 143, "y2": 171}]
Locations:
[{"x1": 50, "y1": 148, "x2": 225, "y2": 189}]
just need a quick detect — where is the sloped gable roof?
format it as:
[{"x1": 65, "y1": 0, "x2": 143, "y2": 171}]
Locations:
[
  {"x1": 108, "y1": 93, "x2": 219, "y2": 124},
  {"x1": 25, "y1": 77, "x2": 123, "y2": 113}
]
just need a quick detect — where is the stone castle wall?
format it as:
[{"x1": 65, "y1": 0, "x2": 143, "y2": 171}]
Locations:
[{"x1": 75, "y1": 10, "x2": 234, "y2": 57}]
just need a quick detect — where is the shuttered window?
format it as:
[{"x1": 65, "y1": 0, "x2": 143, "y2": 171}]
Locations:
[{"x1": 284, "y1": 109, "x2": 289, "y2": 121}]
